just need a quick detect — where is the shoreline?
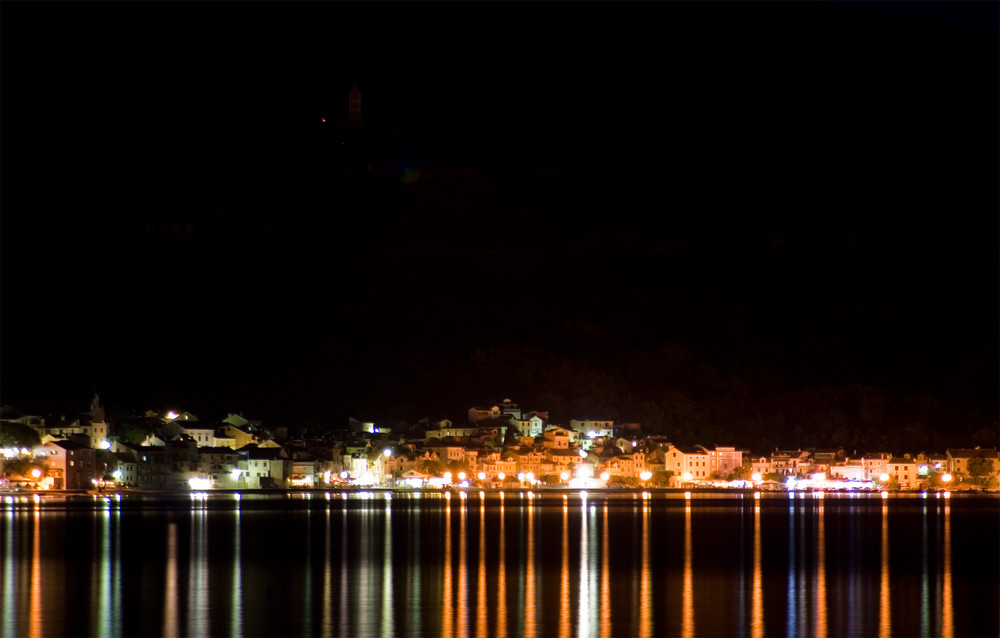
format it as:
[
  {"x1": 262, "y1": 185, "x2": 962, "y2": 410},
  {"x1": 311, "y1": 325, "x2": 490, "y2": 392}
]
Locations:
[{"x1": 3, "y1": 485, "x2": 997, "y2": 498}]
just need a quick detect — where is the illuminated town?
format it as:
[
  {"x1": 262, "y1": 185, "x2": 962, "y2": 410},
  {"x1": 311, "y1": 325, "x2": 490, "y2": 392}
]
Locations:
[
  {"x1": 1, "y1": 2, "x2": 996, "y2": 637},
  {"x1": 2, "y1": 395, "x2": 997, "y2": 495}
]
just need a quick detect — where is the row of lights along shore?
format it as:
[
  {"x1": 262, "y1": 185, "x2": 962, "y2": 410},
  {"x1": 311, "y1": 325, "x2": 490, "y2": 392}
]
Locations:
[{"x1": 4, "y1": 487, "x2": 955, "y2": 511}]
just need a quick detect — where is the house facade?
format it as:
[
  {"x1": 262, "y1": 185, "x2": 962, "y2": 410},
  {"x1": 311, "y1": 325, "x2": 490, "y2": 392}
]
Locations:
[
  {"x1": 697, "y1": 445, "x2": 744, "y2": 477},
  {"x1": 946, "y1": 448, "x2": 999, "y2": 481},
  {"x1": 663, "y1": 445, "x2": 711, "y2": 481}
]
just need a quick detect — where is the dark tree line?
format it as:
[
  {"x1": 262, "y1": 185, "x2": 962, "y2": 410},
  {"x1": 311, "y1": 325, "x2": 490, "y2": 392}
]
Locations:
[{"x1": 344, "y1": 336, "x2": 997, "y2": 457}]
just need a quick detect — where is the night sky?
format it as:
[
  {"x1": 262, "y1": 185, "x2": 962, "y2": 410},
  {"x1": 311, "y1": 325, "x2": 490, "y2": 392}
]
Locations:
[{"x1": 2, "y1": 2, "x2": 997, "y2": 442}]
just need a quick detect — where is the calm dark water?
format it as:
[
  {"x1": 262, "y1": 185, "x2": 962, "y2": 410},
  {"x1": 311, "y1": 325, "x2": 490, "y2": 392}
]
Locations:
[{"x1": 2, "y1": 490, "x2": 997, "y2": 638}]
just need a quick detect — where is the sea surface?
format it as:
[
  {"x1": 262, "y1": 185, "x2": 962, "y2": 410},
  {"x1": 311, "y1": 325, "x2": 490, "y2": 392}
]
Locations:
[{"x1": 2, "y1": 490, "x2": 998, "y2": 638}]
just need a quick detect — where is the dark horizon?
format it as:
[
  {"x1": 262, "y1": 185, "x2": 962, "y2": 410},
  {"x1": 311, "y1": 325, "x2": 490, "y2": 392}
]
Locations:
[{"x1": 2, "y1": 1, "x2": 997, "y2": 449}]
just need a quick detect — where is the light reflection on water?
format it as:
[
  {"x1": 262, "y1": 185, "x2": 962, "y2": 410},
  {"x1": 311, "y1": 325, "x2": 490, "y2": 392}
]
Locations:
[
  {"x1": 497, "y1": 495, "x2": 506, "y2": 638},
  {"x1": 638, "y1": 499, "x2": 650, "y2": 638},
  {"x1": 524, "y1": 493, "x2": 535, "y2": 638},
  {"x1": 477, "y1": 497, "x2": 488, "y2": 638},
  {"x1": 752, "y1": 498, "x2": 763, "y2": 638},
  {"x1": 164, "y1": 520, "x2": 177, "y2": 638},
  {"x1": 188, "y1": 499, "x2": 207, "y2": 638},
  {"x1": 683, "y1": 499, "x2": 693, "y2": 638},
  {"x1": 880, "y1": 499, "x2": 890, "y2": 638},
  {"x1": 1, "y1": 490, "x2": 996, "y2": 638},
  {"x1": 560, "y1": 499, "x2": 570, "y2": 638},
  {"x1": 381, "y1": 495, "x2": 392, "y2": 638},
  {"x1": 942, "y1": 497, "x2": 953, "y2": 638},
  {"x1": 234, "y1": 505, "x2": 243, "y2": 638},
  {"x1": 815, "y1": 496, "x2": 826, "y2": 638},
  {"x1": 338, "y1": 497, "x2": 348, "y2": 638},
  {"x1": 3, "y1": 510, "x2": 14, "y2": 638},
  {"x1": 29, "y1": 509, "x2": 41, "y2": 638},
  {"x1": 441, "y1": 494, "x2": 452, "y2": 638},
  {"x1": 598, "y1": 502, "x2": 608, "y2": 638},
  {"x1": 457, "y1": 493, "x2": 467, "y2": 638}
]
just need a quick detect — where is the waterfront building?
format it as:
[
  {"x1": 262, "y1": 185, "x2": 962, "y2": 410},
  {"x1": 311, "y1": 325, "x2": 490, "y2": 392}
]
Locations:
[
  {"x1": 663, "y1": 445, "x2": 711, "y2": 481},
  {"x1": 240, "y1": 445, "x2": 292, "y2": 488},
  {"x1": 915, "y1": 452, "x2": 948, "y2": 473},
  {"x1": 111, "y1": 442, "x2": 153, "y2": 486},
  {"x1": 946, "y1": 448, "x2": 999, "y2": 481},
  {"x1": 290, "y1": 452, "x2": 319, "y2": 487},
  {"x1": 831, "y1": 459, "x2": 866, "y2": 481},
  {"x1": 197, "y1": 447, "x2": 243, "y2": 488},
  {"x1": 116, "y1": 456, "x2": 139, "y2": 486},
  {"x1": 604, "y1": 451, "x2": 646, "y2": 479},
  {"x1": 887, "y1": 457, "x2": 919, "y2": 488},
  {"x1": 770, "y1": 450, "x2": 809, "y2": 475},
  {"x1": 750, "y1": 455, "x2": 772, "y2": 476},
  {"x1": 544, "y1": 448, "x2": 584, "y2": 475},
  {"x1": 862, "y1": 452, "x2": 893, "y2": 481},
  {"x1": 696, "y1": 444, "x2": 744, "y2": 477},
  {"x1": 508, "y1": 448, "x2": 545, "y2": 479},
  {"x1": 40, "y1": 440, "x2": 97, "y2": 489},
  {"x1": 142, "y1": 440, "x2": 200, "y2": 490},
  {"x1": 481, "y1": 450, "x2": 518, "y2": 479}
]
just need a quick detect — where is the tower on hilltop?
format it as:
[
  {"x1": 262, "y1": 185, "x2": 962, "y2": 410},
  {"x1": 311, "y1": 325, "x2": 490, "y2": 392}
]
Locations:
[{"x1": 348, "y1": 82, "x2": 362, "y2": 129}]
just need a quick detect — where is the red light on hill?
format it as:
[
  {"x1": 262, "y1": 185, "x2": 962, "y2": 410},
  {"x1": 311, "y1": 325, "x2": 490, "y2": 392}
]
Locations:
[{"x1": 321, "y1": 118, "x2": 326, "y2": 123}]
